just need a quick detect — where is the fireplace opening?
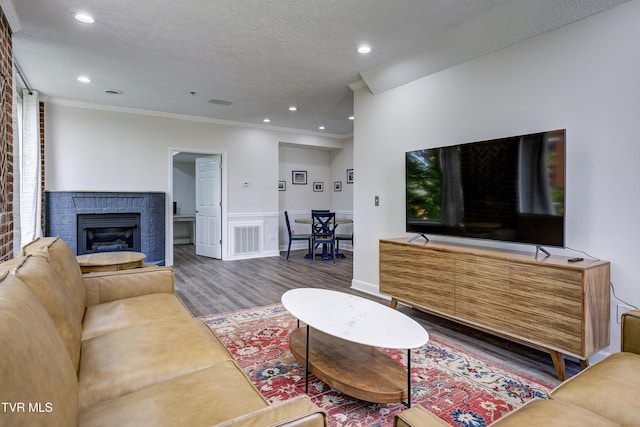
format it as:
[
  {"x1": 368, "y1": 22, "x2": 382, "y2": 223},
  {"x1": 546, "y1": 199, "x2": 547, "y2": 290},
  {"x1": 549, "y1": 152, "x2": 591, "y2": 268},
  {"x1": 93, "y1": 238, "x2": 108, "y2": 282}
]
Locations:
[{"x1": 77, "y1": 213, "x2": 141, "y2": 255}]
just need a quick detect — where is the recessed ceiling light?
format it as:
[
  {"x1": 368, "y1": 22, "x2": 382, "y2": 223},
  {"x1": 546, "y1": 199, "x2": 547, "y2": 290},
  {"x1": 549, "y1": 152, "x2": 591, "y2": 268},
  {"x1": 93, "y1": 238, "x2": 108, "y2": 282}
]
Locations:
[
  {"x1": 357, "y1": 45, "x2": 372, "y2": 54},
  {"x1": 77, "y1": 76, "x2": 91, "y2": 83},
  {"x1": 288, "y1": 106, "x2": 298, "y2": 112},
  {"x1": 74, "y1": 13, "x2": 95, "y2": 23},
  {"x1": 318, "y1": 126, "x2": 326, "y2": 130},
  {"x1": 263, "y1": 118, "x2": 271, "y2": 123},
  {"x1": 348, "y1": 116, "x2": 355, "y2": 120}
]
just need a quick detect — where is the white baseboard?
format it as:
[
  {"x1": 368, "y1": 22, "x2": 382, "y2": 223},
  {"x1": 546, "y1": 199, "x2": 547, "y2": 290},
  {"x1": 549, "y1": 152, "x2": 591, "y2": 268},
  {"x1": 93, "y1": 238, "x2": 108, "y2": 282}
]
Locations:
[
  {"x1": 350, "y1": 279, "x2": 389, "y2": 301},
  {"x1": 279, "y1": 244, "x2": 353, "y2": 253},
  {"x1": 225, "y1": 249, "x2": 280, "y2": 261},
  {"x1": 588, "y1": 350, "x2": 611, "y2": 364}
]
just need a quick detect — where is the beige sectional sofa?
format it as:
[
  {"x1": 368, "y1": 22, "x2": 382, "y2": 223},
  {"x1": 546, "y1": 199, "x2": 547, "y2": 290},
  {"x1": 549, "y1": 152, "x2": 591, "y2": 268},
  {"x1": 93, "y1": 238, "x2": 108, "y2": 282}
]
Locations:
[
  {"x1": 0, "y1": 236, "x2": 326, "y2": 426},
  {"x1": 394, "y1": 310, "x2": 640, "y2": 427}
]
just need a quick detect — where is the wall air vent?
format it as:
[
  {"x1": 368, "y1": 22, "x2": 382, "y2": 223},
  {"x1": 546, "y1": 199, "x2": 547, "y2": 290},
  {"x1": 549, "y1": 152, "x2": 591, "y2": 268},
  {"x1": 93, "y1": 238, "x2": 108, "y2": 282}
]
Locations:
[
  {"x1": 229, "y1": 221, "x2": 263, "y2": 259},
  {"x1": 208, "y1": 98, "x2": 233, "y2": 106}
]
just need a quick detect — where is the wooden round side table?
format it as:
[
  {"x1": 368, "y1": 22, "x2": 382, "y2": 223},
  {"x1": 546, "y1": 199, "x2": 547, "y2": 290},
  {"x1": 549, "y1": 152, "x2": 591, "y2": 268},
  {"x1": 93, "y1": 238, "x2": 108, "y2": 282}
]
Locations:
[{"x1": 76, "y1": 251, "x2": 146, "y2": 273}]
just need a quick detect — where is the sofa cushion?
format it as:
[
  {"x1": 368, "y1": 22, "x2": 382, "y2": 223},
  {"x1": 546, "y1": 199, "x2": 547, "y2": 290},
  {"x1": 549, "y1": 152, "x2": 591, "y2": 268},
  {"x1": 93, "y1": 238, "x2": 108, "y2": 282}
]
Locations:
[
  {"x1": 79, "y1": 361, "x2": 267, "y2": 426},
  {"x1": 82, "y1": 292, "x2": 193, "y2": 340},
  {"x1": 549, "y1": 352, "x2": 640, "y2": 426},
  {"x1": 83, "y1": 266, "x2": 175, "y2": 306},
  {"x1": 0, "y1": 272, "x2": 79, "y2": 427},
  {"x1": 6, "y1": 255, "x2": 83, "y2": 370},
  {"x1": 214, "y1": 395, "x2": 327, "y2": 427},
  {"x1": 491, "y1": 399, "x2": 621, "y2": 426},
  {"x1": 394, "y1": 406, "x2": 449, "y2": 427},
  {"x1": 22, "y1": 236, "x2": 87, "y2": 319},
  {"x1": 78, "y1": 319, "x2": 235, "y2": 409},
  {"x1": 621, "y1": 310, "x2": 640, "y2": 354}
]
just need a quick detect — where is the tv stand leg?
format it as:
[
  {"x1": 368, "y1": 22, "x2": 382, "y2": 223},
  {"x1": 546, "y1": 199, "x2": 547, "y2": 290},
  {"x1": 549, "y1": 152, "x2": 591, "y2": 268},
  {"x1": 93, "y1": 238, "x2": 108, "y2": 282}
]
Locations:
[
  {"x1": 550, "y1": 350, "x2": 567, "y2": 381},
  {"x1": 390, "y1": 298, "x2": 398, "y2": 310},
  {"x1": 535, "y1": 245, "x2": 551, "y2": 260},
  {"x1": 407, "y1": 233, "x2": 429, "y2": 243}
]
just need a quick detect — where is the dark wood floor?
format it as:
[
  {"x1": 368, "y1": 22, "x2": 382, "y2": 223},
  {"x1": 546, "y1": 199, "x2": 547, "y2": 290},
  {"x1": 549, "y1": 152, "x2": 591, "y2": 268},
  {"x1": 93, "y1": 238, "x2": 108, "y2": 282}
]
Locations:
[{"x1": 173, "y1": 244, "x2": 581, "y2": 387}]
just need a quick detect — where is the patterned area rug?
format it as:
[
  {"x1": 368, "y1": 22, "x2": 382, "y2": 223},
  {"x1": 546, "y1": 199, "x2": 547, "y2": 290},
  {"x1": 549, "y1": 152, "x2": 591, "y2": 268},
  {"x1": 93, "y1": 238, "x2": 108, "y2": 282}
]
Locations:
[{"x1": 199, "y1": 304, "x2": 550, "y2": 427}]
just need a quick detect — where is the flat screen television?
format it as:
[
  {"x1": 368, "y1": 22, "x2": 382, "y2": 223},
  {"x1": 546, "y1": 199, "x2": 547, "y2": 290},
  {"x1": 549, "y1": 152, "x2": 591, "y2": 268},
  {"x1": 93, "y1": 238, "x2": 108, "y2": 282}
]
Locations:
[{"x1": 405, "y1": 129, "x2": 565, "y2": 247}]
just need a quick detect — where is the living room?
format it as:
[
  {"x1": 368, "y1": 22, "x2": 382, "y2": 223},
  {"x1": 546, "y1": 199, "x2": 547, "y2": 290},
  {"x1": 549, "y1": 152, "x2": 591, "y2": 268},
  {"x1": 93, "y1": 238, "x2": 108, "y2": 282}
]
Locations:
[
  {"x1": 19, "y1": 3, "x2": 639, "y2": 348},
  {"x1": 2, "y1": 1, "x2": 640, "y2": 426}
]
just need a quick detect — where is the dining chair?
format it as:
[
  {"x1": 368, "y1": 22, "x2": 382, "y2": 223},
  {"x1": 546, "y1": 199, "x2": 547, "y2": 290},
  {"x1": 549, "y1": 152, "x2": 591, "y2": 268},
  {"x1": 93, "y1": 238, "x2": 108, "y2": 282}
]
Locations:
[
  {"x1": 311, "y1": 210, "x2": 330, "y2": 232},
  {"x1": 284, "y1": 211, "x2": 311, "y2": 260},
  {"x1": 311, "y1": 211, "x2": 337, "y2": 263},
  {"x1": 311, "y1": 209, "x2": 330, "y2": 216},
  {"x1": 336, "y1": 232, "x2": 353, "y2": 256}
]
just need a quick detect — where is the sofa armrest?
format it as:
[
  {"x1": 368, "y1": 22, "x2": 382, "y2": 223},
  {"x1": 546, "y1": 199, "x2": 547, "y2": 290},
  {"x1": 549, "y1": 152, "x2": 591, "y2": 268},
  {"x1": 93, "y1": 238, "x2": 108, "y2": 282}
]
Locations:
[
  {"x1": 393, "y1": 406, "x2": 449, "y2": 427},
  {"x1": 83, "y1": 266, "x2": 175, "y2": 306},
  {"x1": 214, "y1": 395, "x2": 327, "y2": 427},
  {"x1": 622, "y1": 310, "x2": 640, "y2": 354}
]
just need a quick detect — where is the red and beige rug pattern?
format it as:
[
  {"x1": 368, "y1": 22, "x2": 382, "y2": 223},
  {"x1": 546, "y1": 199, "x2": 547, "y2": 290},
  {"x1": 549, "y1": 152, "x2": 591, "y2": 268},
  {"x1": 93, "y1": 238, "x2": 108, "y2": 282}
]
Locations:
[{"x1": 200, "y1": 304, "x2": 551, "y2": 427}]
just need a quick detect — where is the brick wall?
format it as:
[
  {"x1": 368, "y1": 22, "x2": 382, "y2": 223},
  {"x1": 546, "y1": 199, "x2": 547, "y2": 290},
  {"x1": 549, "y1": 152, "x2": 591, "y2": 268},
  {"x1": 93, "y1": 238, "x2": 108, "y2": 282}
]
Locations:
[{"x1": 0, "y1": 10, "x2": 13, "y2": 261}]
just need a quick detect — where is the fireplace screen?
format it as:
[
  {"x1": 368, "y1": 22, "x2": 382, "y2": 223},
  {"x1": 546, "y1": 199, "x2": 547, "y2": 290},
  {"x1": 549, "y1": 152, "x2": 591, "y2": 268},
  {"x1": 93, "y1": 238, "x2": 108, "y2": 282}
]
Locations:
[{"x1": 77, "y1": 213, "x2": 141, "y2": 255}]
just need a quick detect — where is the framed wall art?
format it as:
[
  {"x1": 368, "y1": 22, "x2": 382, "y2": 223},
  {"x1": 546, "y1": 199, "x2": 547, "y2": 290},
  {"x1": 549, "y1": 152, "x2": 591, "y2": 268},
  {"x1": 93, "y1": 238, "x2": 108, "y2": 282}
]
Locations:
[
  {"x1": 292, "y1": 170, "x2": 307, "y2": 185},
  {"x1": 346, "y1": 169, "x2": 354, "y2": 184},
  {"x1": 334, "y1": 181, "x2": 342, "y2": 192},
  {"x1": 313, "y1": 182, "x2": 324, "y2": 192}
]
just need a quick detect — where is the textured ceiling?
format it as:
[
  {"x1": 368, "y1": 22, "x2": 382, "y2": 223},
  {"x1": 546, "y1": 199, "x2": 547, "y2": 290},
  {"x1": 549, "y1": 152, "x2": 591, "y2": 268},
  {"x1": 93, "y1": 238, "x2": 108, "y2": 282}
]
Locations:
[{"x1": 6, "y1": 0, "x2": 629, "y2": 136}]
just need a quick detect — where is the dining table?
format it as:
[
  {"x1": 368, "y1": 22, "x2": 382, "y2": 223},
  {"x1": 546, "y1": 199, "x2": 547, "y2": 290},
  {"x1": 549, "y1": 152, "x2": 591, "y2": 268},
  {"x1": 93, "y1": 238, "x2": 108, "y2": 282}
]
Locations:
[{"x1": 294, "y1": 217, "x2": 353, "y2": 260}]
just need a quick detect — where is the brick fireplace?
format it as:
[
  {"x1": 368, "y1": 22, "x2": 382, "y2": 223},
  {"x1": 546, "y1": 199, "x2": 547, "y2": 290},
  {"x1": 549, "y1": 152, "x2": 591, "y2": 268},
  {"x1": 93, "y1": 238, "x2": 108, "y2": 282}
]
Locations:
[{"x1": 45, "y1": 191, "x2": 165, "y2": 265}]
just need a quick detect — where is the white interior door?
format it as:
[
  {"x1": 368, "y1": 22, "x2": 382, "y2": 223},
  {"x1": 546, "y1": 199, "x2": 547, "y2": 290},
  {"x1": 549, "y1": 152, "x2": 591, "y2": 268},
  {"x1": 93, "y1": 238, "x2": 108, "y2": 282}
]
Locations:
[{"x1": 195, "y1": 155, "x2": 222, "y2": 258}]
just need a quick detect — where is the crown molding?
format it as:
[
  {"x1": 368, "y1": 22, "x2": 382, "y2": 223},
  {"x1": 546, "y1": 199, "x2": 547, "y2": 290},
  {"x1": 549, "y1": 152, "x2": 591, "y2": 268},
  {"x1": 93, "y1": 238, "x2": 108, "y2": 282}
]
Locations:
[
  {"x1": 46, "y1": 98, "x2": 350, "y2": 139},
  {"x1": 348, "y1": 79, "x2": 369, "y2": 92}
]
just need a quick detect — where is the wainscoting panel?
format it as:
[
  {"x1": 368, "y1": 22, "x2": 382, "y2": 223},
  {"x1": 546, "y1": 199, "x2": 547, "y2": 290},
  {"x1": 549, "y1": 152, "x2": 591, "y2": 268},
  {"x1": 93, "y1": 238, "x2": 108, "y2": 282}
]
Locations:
[{"x1": 226, "y1": 212, "x2": 279, "y2": 260}]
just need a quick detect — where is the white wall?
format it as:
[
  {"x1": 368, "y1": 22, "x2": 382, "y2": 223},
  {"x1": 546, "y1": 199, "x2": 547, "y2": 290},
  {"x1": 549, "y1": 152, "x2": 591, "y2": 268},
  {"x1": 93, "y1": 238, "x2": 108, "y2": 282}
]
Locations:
[
  {"x1": 279, "y1": 145, "x2": 332, "y2": 212},
  {"x1": 329, "y1": 137, "x2": 354, "y2": 247},
  {"x1": 278, "y1": 145, "x2": 331, "y2": 250},
  {"x1": 352, "y1": 0, "x2": 640, "y2": 356},
  {"x1": 330, "y1": 137, "x2": 354, "y2": 213},
  {"x1": 172, "y1": 161, "x2": 195, "y2": 216},
  {"x1": 172, "y1": 161, "x2": 196, "y2": 243},
  {"x1": 44, "y1": 102, "x2": 347, "y2": 263}
]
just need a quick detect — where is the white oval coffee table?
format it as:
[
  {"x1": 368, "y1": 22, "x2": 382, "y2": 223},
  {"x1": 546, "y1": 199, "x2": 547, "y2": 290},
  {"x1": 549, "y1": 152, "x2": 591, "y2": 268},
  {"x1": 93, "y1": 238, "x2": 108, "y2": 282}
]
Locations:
[{"x1": 281, "y1": 288, "x2": 429, "y2": 407}]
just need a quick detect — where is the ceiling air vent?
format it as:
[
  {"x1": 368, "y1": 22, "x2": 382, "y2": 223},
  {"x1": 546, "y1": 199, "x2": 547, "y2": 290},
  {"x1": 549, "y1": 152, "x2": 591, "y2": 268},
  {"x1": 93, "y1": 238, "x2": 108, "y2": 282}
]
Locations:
[{"x1": 208, "y1": 98, "x2": 233, "y2": 106}]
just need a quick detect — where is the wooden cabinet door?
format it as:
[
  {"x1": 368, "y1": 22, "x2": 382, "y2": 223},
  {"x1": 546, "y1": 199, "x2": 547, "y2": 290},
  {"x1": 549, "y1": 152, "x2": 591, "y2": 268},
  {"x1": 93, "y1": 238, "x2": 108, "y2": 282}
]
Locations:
[
  {"x1": 509, "y1": 265, "x2": 584, "y2": 355},
  {"x1": 455, "y1": 255, "x2": 512, "y2": 331},
  {"x1": 379, "y1": 242, "x2": 455, "y2": 315}
]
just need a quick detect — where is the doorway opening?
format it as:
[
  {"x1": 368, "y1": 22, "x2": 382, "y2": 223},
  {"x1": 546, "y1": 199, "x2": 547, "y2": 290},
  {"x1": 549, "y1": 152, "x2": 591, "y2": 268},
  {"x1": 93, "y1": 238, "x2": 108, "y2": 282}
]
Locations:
[{"x1": 170, "y1": 150, "x2": 225, "y2": 265}]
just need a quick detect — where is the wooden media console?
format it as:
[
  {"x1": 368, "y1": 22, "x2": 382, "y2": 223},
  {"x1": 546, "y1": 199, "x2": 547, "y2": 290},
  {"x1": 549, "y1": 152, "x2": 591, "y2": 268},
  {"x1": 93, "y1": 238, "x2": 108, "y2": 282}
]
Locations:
[{"x1": 379, "y1": 238, "x2": 611, "y2": 380}]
